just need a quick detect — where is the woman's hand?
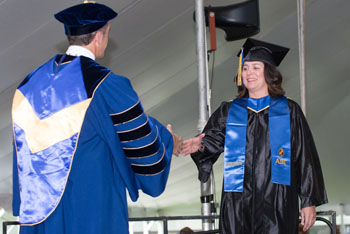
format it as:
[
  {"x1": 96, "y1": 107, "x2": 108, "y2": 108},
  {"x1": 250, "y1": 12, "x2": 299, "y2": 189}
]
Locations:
[
  {"x1": 301, "y1": 206, "x2": 316, "y2": 232},
  {"x1": 180, "y1": 134, "x2": 205, "y2": 155}
]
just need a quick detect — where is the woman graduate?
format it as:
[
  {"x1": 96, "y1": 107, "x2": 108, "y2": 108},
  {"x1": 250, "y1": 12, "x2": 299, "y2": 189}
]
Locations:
[{"x1": 181, "y1": 38, "x2": 328, "y2": 234}]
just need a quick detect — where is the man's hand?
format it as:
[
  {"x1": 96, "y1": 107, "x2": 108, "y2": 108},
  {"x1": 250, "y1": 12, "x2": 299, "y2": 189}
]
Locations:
[
  {"x1": 301, "y1": 206, "x2": 316, "y2": 232},
  {"x1": 166, "y1": 124, "x2": 182, "y2": 156},
  {"x1": 180, "y1": 134, "x2": 205, "y2": 155}
]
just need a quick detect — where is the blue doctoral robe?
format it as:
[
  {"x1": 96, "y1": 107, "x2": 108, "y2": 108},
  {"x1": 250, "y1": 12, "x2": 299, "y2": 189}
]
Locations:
[{"x1": 12, "y1": 55, "x2": 173, "y2": 234}]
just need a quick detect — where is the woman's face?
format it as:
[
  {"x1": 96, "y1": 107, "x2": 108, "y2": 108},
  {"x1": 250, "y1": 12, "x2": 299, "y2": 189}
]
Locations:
[{"x1": 242, "y1": 61, "x2": 269, "y2": 98}]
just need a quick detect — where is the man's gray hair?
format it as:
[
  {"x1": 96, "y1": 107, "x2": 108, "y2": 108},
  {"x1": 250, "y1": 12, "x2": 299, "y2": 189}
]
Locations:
[{"x1": 67, "y1": 23, "x2": 109, "y2": 46}]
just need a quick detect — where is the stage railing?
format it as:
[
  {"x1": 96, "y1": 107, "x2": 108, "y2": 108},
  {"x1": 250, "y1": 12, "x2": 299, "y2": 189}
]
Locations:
[{"x1": 2, "y1": 211, "x2": 336, "y2": 234}]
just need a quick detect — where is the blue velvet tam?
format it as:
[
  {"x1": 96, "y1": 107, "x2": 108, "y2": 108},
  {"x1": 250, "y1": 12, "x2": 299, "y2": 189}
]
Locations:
[{"x1": 54, "y1": 3, "x2": 118, "y2": 36}]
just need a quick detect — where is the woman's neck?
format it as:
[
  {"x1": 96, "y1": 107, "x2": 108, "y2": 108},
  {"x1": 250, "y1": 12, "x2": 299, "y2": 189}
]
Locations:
[{"x1": 248, "y1": 90, "x2": 269, "y2": 99}]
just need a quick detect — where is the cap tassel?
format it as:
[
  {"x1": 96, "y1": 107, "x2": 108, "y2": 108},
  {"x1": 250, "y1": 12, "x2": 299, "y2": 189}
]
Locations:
[
  {"x1": 236, "y1": 48, "x2": 244, "y2": 86},
  {"x1": 83, "y1": 0, "x2": 96, "y2": 3}
]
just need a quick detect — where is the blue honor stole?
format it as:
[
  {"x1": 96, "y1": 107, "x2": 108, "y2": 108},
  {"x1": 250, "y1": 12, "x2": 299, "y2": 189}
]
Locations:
[{"x1": 224, "y1": 96, "x2": 291, "y2": 192}]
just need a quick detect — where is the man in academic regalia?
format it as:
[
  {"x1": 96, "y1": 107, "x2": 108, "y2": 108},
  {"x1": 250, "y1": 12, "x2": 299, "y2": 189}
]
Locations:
[
  {"x1": 181, "y1": 38, "x2": 328, "y2": 234},
  {"x1": 12, "y1": 3, "x2": 181, "y2": 234}
]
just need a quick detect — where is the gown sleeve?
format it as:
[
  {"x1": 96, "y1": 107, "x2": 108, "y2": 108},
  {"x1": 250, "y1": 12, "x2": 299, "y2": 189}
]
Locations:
[
  {"x1": 191, "y1": 101, "x2": 231, "y2": 182},
  {"x1": 290, "y1": 101, "x2": 328, "y2": 208},
  {"x1": 96, "y1": 73, "x2": 173, "y2": 198}
]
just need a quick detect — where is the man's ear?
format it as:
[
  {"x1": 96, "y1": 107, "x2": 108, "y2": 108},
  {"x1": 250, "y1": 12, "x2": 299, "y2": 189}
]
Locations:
[{"x1": 94, "y1": 31, "x2": 102, "y2": 45}]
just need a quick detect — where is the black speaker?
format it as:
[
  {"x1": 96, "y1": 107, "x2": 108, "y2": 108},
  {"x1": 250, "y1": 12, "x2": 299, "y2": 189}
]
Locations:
[{"x1": 195, "y1": 0, "x2": 260, "y2": 41}]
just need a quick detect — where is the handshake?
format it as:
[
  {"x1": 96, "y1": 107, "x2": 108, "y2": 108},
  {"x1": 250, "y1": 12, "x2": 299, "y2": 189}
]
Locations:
[{"x1": 166, "y1": 124, "x2": 205, "y2": 156}]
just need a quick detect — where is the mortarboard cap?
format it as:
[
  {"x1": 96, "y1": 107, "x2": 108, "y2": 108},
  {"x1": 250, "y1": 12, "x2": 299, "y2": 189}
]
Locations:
[
  {"x1": 235, "y1": 38, "x2": 289, "y2": 86},
  {"x1": 54, "y1": 3, "x2": 118, "y2": 36},
  {"x1": 238, "y1": 38, "x2": 289, "y2": 66}
]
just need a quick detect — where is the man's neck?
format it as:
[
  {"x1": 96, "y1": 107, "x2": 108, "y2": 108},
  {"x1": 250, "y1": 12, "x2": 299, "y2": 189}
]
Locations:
[{"x1": 66, "y1": 45, "x2": 96, "y2": 60}]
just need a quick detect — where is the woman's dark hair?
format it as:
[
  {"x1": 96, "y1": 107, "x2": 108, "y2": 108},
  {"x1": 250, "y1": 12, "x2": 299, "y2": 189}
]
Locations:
[
  {"x1": 236, "y1": 62, "x2": 285, "y2": 98},
  {"x1": 180, "y1": 227, "x2": 194, "y2": 234}
]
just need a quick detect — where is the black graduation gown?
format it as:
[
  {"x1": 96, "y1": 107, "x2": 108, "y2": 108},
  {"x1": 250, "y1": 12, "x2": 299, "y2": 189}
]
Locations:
[{"x1": 191, "y1": 98, "x2": 328, "y2": 234}]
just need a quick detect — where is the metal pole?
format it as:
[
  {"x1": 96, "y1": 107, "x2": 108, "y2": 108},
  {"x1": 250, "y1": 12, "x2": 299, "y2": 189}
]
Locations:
[
  {"x1": 331, "y1": 211, "x2": 337, "y2": 234},
  {"x1": 2, "y1": 222, "x2": 7, "y2": 234},
  {"x1": 195, "y1": 0, "x2": 214, "y2": 231},
  {"x1": 200, "y1": 175, "x2": 215, "y2": 230},
  {"x1": 340, "y1": 204, "x2": 345, "y2": 234},
  {"x1": 297, "y1": 0, "x2": 307, "y2": 116},
  {"x1": 195, "y1": 0, "x2": 208, "y2": 130},
  {"x1": 163, "y1": 218, "x2": 168, "y2": 234}
]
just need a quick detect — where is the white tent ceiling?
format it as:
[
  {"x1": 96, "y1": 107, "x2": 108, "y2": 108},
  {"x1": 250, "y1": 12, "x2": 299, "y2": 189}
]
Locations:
[{"x1": 0, "y1": 0, "x2": 350, "y2": 217}]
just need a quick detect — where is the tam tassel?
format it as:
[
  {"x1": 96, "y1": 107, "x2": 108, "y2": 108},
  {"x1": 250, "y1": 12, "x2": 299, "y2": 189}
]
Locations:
[{"x1": 236, "y1": 48, "x2": 244, "y2": 86}]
